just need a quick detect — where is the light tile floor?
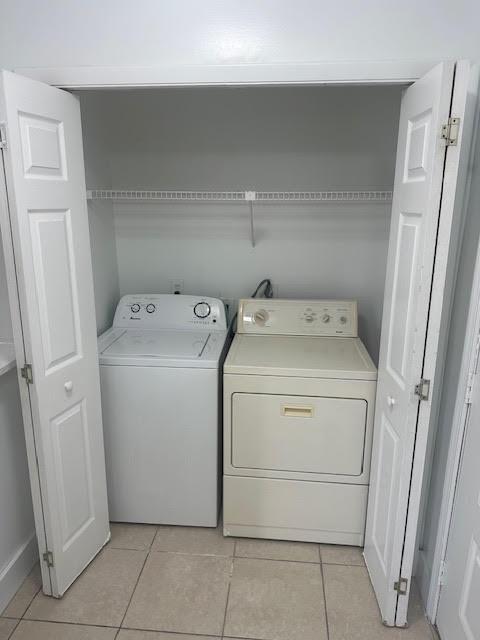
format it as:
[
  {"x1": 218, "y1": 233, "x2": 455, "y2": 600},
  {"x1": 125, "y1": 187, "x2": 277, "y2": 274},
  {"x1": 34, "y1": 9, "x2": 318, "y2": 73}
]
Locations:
[{"x1": 1, "y1": 523, "x2": 438, "y2": 640}]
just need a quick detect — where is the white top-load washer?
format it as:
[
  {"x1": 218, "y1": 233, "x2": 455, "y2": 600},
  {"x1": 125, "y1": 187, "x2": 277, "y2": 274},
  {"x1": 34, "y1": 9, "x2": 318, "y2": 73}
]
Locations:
[
  {"x1": 223, "y1": 298, "x2": 377, "y2": 545},
  {"x1": 98, "y1": 294, "x2": 229, "y2": 527}
]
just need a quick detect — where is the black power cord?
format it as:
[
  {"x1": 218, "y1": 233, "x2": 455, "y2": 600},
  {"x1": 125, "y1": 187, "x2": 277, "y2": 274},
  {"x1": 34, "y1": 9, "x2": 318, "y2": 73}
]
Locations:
[{"x1": 251, "y1": 278, "x2": 273, "y2": 299}]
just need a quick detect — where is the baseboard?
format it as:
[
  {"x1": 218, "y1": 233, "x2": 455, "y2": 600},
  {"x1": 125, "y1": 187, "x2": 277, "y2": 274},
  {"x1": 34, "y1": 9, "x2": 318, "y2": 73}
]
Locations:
[{"x1": 0, "y1": 533, "x2": 38, "y2": 614}]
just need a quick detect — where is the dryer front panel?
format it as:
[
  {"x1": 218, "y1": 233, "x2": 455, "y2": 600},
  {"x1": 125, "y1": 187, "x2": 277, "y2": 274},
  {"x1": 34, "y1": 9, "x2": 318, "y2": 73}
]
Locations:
[
  {"x1": 231, "y1": 393, "x2": 367, "y2": 476},
  {"x1": 223, "y1": 373, "x2": 376, "y2": 485}
]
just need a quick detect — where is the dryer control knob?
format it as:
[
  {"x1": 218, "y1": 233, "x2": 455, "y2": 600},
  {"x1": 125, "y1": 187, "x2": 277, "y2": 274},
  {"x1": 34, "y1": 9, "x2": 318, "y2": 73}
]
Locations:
[
  {"x1": 131, "y1": 303, "x2": 141, "y2": 313},
  {"x1": 322, "y1": 314, "x2": 331, "y2": 323},
  {"x1": 146, "y1": 303, "x2": 156, "y2": 313},
  {"x1": 253, "y1": 310, "x2": 269, "y2": 326}
]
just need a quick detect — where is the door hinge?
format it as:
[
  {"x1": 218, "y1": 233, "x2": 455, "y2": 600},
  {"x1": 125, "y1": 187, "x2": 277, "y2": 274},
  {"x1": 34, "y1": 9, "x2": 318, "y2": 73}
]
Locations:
[
  {"x1": 20, "y1": 363, "x2": 33, "y2": 385},
  {"x1": 414, "y1": 378, "x2": 430, "y2": 401},
  {"x1": 42, "y1": 550, "x2": 54, "y2": 567},
  {"x1": 439, "y1": 560, "x2": 448, "y2": 586},
  {"x1": 0, "y1": 123, "x2": 6, "y2": 150},
  {"x1": 441, "y1": 117, "x2": 460, "y2": 146},
  {"x1": 394, "y1": 577, "x2": 409, "y2": 595}
]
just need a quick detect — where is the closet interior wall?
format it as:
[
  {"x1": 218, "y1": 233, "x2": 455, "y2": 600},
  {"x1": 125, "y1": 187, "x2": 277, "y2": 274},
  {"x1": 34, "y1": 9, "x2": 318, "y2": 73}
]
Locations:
[
  {"x1": 79, "y1": 85, "x2": 402, "y2": 361},
  {"x1": 81, "y1": 95, "x2": 120, "y2": 335}
]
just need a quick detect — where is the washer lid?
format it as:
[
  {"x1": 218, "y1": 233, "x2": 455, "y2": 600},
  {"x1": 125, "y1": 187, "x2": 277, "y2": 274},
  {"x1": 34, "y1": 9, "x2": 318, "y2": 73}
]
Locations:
[
  {"x1": 102, "y1": 329, "x2": 210, "y2": 359},
  {"x1": 224, "y1": 334, "x2": 377, "y2": 380}
]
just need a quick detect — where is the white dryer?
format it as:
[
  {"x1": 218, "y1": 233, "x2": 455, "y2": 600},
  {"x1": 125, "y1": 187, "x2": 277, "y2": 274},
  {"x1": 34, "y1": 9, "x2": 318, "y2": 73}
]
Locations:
[
  {"x1": 223, "y1": 298, "x2": 377, "y2": 545},
  {"x1": 98, "y1": 294, "x2": 229, "y2": 527}
]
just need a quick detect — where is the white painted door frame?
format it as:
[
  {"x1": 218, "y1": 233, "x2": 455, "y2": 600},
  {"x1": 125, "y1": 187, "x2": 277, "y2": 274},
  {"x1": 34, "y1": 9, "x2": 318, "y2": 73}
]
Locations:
[
  {"x1": 426, "y1": 117, "x2": 480, "y2": 622},
  {"x1": 14, "y1": 60, "x2": 436, "y2": 89},
  {"x1": 2, "y1": 59, "x2": 476, "y2": 614}
]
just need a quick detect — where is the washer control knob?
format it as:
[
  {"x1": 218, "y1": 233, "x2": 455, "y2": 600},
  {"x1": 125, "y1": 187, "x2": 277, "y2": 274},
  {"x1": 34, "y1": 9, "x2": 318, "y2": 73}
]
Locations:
[
  {"x1": 131, "y1": 303, "x2": 141, "y2": 313},
  {"x1": 339, "y1": 316, "x2": 347, "y2": 324},
  {"x1": 146, "y1": 303, "x2": 156, "y2": 313},
  {"x1": 194, "y1": 302, "x2": 211, "y2": 318},
  {"x1": 305, "y1": 314, "x2": 315, "y2": 323},
  {"x1": 253, "y1": 310, "x2": 269, "y2": 326},
  {"x1": 322, "y1": 314, "x2": 331, "y2": 323}
]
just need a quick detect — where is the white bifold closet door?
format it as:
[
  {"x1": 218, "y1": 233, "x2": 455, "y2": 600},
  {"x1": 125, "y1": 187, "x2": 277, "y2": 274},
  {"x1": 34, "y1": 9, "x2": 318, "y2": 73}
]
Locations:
[
  {"x1": 0, "y1": 70, "x2": 109, "y2": 597},
  {"x1": 364, "y1": 60, "x2": 475, "y2": 627},
  {"x1": 436, "y1": 293, "x2": 480, "y2": 639}
]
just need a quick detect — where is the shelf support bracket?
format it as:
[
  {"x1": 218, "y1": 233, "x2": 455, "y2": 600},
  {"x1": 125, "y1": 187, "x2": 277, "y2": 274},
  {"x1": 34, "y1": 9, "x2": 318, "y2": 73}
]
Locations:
[{"x1": 245, "y1": 191, "x2": 256, "y2": 248}]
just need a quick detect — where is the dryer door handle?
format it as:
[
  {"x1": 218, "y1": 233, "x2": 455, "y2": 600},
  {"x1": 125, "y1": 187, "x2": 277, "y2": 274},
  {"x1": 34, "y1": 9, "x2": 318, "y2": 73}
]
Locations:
[{"x1": 282, "y1": 405, "x2": 314, "y2": 418}]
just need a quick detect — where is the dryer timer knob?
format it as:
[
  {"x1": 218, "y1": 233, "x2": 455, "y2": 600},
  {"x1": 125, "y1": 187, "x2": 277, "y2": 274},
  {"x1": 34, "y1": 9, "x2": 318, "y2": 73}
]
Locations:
[{"x1": 253, "y1": 310, "x2": 269, "y2": 326}]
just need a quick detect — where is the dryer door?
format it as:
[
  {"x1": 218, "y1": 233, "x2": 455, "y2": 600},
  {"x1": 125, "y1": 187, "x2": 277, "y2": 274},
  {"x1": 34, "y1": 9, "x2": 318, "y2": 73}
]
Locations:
[{"x1": 232, "y1": 393, "x2": 367, "y2": 476}]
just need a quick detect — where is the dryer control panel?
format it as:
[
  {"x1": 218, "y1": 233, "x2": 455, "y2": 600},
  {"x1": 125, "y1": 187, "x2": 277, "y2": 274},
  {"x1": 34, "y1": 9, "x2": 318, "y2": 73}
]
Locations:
[
  {"x1": 237, "y1": 299, "x2": 357, "y2": 337},
  {"x1": 113, "y1": 294, "x2": 227, "y2": 331}
]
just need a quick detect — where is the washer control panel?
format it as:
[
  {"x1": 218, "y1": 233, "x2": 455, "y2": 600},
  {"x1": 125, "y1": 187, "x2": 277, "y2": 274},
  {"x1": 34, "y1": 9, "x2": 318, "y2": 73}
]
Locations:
[
  {"x1": 237, "y1": 299, "x2": 357, "y2": 336},
  {"x1": 113, "y1": 294, "x2": 227, "y2": 331}
]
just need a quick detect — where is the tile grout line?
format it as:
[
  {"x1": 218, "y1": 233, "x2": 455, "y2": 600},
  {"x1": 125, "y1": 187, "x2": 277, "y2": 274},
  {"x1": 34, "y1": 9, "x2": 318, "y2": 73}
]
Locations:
[
  {"x1": 114, "y1": 521, "x2": 158, "y2": 638},
  {"x1": 96, "y1": 545, "x2": 355, "y2": 566},
  {"x1": 221, "y1": 543, "x2": 236, "y2": 638},
  {"x1": 149, "y1": 525, "x2": 159, "y2": 553},
  {"x1": 231, "y1": 554, "x2": 321, "y2": 565},
  {"x1": 16, "y1": 618, "x2": 226, "y2": 640},
  {"x1": 117, "y1": 548, "x2": 150, "y2": 632},
  {"x1": 319, "y1": 545, "x2": 331, "y2": 640},
  {"x1": 121, "y1": 625, "x2": 223, "y2": 638},
  {"x1": 14, "y1": 617, "x2": 120, "y2": 630},
  {"x1": 16, "y1": 617, "x2": 229, "y2": 639},
  {"x1": 5, "y1": 563, "x2": 42, "y2": 622},
  {"x1": 5, "y1": 617, "x2": 21, "y2": 640}
]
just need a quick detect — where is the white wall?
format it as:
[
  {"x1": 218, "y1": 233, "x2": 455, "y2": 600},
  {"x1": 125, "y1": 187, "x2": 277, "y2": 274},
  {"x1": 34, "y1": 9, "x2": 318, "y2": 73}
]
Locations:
[
  {"x1": 0, "y1": 1, "x2": 479, "y2": 70},
  {"x1": 0, "y1": 239, "x2": 36, "y2": 613},
  {"x1": 81, "y1": 85, "x2": 400, "y2": 361},
  {"x1": 79, "y1": 94, "x2": 120, "y2": 334}
]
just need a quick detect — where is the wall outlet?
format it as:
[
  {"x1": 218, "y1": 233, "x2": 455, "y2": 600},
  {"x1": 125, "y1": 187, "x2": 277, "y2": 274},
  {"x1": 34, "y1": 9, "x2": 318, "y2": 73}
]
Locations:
[{"x1": 170, "y1": 279, "x2": 184, "y2": 295}]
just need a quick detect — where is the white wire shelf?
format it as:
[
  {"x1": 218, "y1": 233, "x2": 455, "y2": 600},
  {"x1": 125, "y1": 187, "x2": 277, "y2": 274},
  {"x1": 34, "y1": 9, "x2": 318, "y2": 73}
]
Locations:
[
  {"x1": 87, "y1": 188, "x2": 393, "y2": 248},
  {"x1": 86, "y1": 189, "x2": 393, "y2": 203}
]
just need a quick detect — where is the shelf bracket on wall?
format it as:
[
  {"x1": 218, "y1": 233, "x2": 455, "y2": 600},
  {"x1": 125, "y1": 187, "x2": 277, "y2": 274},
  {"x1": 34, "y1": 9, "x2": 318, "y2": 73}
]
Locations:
[{"x1": 245, "y1": 191, "x2": 256, "y2": 248}]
